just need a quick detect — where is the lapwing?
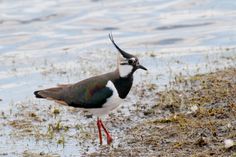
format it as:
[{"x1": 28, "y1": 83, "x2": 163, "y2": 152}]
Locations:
[{"x1": 34, "y1": 33, "x2": 147, "y2": 145}]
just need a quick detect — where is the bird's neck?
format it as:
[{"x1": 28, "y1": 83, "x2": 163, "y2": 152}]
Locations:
[{"x1": 110, "y1": 69, "x2": 133, "y2": 99}]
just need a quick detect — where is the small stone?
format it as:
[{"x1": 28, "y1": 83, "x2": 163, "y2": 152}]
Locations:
[
  {"x1": 39, "y1": 152, "x2": 45, "y2": 155},
  {"x1": 224, "y1": 139, "x2": 234, "y2": 148},
  {"x1": 227, "y1": 123, "x2": 232, "y2": 128},
  {"x1": 190, "y1": 105, "x2": 198, "y2": 112}
]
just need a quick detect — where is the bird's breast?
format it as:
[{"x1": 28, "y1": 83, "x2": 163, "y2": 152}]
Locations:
[
  {"x1": 103, "y1": 80, "x2": 122, "y2": 109},
  {"x1": 86, "y1": 80, "x2": 122, "y2": 116}
]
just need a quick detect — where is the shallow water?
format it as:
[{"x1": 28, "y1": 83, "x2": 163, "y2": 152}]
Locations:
[
  {"x1": 1, "y1": 0, "x2": 236, "y2": 108},
  {"x1": 0, "y1": 0, "x2": 236, "y2": 156}
]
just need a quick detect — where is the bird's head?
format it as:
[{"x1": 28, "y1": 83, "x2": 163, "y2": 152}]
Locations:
[{"x1": 109, "y1": 33, "x2": 147, "y2": 78}]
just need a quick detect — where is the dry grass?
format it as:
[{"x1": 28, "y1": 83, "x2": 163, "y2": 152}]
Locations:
[
  {"x1": 89, "y1": 68, "x2": 236, "y2": 157},
  {"x1": 2, "y1": 64, "x2": 236, "y2": 156}
]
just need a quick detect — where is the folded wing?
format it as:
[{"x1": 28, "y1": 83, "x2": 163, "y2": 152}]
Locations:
[{"x1": 34, "y1": 77, "x2": 113, "y2": 109}]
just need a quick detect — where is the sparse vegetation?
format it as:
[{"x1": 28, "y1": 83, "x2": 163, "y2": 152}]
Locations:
[
  {"x1": 1, "y1": 54, "x2": 235, "y2": 156},
  {"x1": 88, "y1": 67, "x2": 236, "y2": 157}
]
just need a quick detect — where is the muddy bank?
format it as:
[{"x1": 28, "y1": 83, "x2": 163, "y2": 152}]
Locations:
[
  {"x1": 0, "y1": 66, "x2": 235, "y2": 156},
  {"x1": 0, "y1": 48, "x2": 235, "y2": 157},
  {"x1": 88, "y1": 68, "x2": 236, "y2": 157}
]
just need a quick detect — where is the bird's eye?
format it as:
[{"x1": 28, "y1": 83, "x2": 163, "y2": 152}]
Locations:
[{"x1": 128, "y1": 59, "x2": 134, "y2": 64}]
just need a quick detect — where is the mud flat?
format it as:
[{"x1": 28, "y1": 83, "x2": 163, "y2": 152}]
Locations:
[
  {"x1": 88, "y1": 67, "x2": 236, "y2": 157},
  {"x1": 0, "y1": 54, "x2": 235, "y2": 156}
]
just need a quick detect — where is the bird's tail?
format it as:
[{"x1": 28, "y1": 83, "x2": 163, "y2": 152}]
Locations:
[
  {"x1": 34, "y1": 90, "x2": 44, "y2": 98},
  {"x1": 34, "y1": 87, "x2": 64, "y2": 100}
]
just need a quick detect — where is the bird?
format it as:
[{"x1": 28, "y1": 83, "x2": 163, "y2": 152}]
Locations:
[{"x1": 34, "y1": 33, "x2": 147, "y2": 145}]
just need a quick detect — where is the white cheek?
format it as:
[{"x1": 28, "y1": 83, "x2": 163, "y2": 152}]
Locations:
[{"x1": 119, "y1": 65, "x2": 133, "y2": 77}]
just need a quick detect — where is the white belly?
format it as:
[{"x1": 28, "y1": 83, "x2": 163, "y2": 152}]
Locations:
[{"x1": 85, "y1": 81, "x2": 122, "y2": 116}]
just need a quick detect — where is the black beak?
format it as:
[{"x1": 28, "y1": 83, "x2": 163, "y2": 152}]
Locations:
[{"x1": 138, "y1": 64, "x2": 147, "y2": 71}]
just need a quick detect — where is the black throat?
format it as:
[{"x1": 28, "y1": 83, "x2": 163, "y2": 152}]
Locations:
[{"x1": 112, "y1": 73, "x2": 133, "y2": 99}]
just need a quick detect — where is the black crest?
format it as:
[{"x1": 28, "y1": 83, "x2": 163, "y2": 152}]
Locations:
[{"x1": 109, "y1": 33, "x2": 134, "y2": 59}]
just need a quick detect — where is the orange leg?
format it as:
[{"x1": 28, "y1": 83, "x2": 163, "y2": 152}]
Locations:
[
  {"x1": 98, "y1": 119, "x2": 113, "y2": 145},
  {"x1": 97, "y1": 118, "x2": 103, "y2": 145}
]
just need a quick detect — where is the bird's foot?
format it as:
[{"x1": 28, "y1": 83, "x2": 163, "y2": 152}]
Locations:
[
  {"x1": 97, "y1": 118, "x2": 113, "y2": 145},
  {"x1": 107, "y1": 135, "x2": 113, "y2": 145}
]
